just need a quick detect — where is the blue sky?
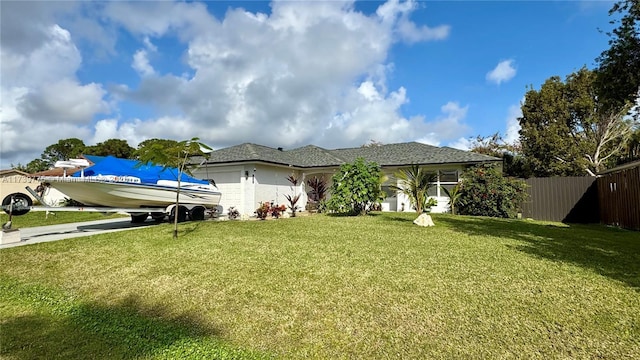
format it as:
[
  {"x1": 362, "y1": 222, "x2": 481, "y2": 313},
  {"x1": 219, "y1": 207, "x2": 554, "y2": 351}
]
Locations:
[{"x1": 0, "y1": 0, "x2": 615, "y2": 168}]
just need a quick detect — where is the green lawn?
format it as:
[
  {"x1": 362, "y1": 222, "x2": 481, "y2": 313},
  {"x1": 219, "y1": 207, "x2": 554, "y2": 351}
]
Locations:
[
  {"x1": 1, "y1": 213, "x2": 638, "y2": 359},
  {"x1": 1, "y1": 210, "x2": 127, "y2": 228}
]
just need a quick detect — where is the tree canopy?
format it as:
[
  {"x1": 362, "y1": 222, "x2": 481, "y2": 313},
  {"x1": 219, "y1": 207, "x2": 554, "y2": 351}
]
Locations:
[
  {"x1": 469, "y1": 132, "x2": 532, "y2": 178},
  {"x1": 596, "y1": 0, "x2": 640, "y2": 112},
  {"x1": 326, "y1": 158, "x2": 383, "y2": 216},
  {"x1": 41, "y1": 138, "x2": 86, "y2": 167},
  {"x1": 518, "y1": 68, "x2": 635, "y2": 176},
  {"x1": 84, "y1": 139, "x2": 135, "y2": 159}
]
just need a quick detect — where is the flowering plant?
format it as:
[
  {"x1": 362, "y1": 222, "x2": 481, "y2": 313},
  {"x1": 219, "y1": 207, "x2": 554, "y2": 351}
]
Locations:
[{"x1": 255, "y1": 202, "x2": 287, "y2": 219}]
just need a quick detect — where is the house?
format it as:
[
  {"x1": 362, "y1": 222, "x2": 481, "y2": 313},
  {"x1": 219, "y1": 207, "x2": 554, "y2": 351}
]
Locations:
[
  {"x1": 1, "y1": 158, "x2": 91, "y2": 207},
  {"x1": 0, "y1": 169, "x2": 42, "y2": 204},
  {"x1": 190, "y1": 142, "x2": 500, "y2": 217}
]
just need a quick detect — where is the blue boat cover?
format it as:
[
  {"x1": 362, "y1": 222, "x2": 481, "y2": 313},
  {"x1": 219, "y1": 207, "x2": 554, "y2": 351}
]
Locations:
[{"x1": 74, "y1": 155, "x2": 209, "y2": 185}]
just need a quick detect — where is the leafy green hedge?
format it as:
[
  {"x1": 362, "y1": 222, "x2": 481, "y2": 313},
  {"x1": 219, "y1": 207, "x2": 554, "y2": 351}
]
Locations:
[{"x1": 457, "y1": 163, "x2": 527, "y2": 218}]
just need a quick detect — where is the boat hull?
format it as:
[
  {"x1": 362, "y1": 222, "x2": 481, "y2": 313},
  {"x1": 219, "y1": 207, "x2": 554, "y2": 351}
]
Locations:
[{"x1": 44, "y1": 179, "x2": 221, "y2": 209}]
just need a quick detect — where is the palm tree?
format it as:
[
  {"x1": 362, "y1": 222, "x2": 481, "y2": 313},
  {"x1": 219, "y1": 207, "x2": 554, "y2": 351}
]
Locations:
[
  {"x1": 390, "y1": 164, "x2": 437, "y2": 213},
  {"x1": 441, "y1": 184, "x2": 462, "y2": 215}
]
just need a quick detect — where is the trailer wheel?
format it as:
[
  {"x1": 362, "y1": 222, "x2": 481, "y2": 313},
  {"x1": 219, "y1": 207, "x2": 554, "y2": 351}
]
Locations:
[
  {"x1": 169, "y1": 205, "x2": 188, "y2": 223},
  {"x1": 2, "y1": 193, "x2": 33, "y2": 216},
  {"x1": 151, "y1": 212, "x2": 165, "y2": 223},
  {"x1": 130, "y1": 213, "x2": 149, "y2": 223},
  {"x1": 189, "y1": 206, "x2": 206, "y2": 221}
]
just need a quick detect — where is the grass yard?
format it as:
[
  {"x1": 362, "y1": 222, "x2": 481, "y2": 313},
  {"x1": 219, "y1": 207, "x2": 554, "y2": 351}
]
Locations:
[
  {"x1": 1, "y1": 213, "x2": 638, "y2": 359},
  {"x1": 0, "y1": 210, "x2": 126, "y2": 228}
]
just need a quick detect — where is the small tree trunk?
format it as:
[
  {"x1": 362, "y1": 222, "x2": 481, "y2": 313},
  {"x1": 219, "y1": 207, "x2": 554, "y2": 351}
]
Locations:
[{"x1": 173, "y1": 185, "x2": 180, "y2": 240}]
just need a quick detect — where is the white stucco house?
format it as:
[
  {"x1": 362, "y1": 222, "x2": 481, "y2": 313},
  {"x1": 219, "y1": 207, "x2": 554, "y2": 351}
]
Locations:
[{"x1": 190, "y1": 142, "x2": 500, "y2": 217}]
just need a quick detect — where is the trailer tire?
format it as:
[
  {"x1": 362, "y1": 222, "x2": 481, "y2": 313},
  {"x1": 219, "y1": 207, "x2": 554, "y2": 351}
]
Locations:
[
  {"x1": 2, "y1": 193, "x2": 33, "y2": 216},
  {"x1": 151, "y1": 212, "x2": 165, "y2": 223},
  {"x1": 169, "y1": 206, "x2": 188, "y2": 223},
  {"x1": 189, "y1": 206, "x2": 206, "y2": 221},
  {"x1": 130, "y1": 213, "x2": 149, "y2": 223}
]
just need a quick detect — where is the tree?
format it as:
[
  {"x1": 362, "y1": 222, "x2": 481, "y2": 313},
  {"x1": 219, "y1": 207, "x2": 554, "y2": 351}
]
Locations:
[
  {"x1": 457, "y1": 164, "x2": 528, "y2": 219},
  {"x1": 84, "y1": 139, "x2": 135, "y2": 158},
  {"x1": 595, "y1": 0, "x2": 639, "y2": 112},
  {"x1": 389, "y1": 164, "x2": 437, "y2": 213},
  {"x1": 41, "y1": 138, "x2": 86, "y2": 167},
  {"x1": 361, "y1": 139, "x2": 384, "y2": 147},
  {"x1": 12, "y1": 158, "x2": 49, "y2": 173},
  {"x1": 615, "y1": 126, "x2": 640, "y2": 165},
  {"x1": 585, "y1": 106, "x2": 636, "y2": 174},
  {"x1": 440, "y1": 184, "x2": 461, "y2": 215},
  {"x1": 136, "y1": 137, "x2": 212, "y2": 239},
  {"x1": 326, "y1": 158, "x2": 383, "y2": 215},
  {"x1": 134, "y1": 139, "x2": 180, "y2": 160},
  {"x1": 469, "y1": 132, "x2": 532, "y2": 178},
  {"x1": 519, "y1": 68, "x2": 636, "y2": 176}
]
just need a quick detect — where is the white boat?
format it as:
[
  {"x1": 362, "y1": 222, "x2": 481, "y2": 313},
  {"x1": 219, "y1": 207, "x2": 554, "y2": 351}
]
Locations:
[
  {"x1": 37, "y1": 156, "x2": 221, "y2": 214},
  {"x1": 38, "y1": 176, "x2": 222, "y2": 209}
]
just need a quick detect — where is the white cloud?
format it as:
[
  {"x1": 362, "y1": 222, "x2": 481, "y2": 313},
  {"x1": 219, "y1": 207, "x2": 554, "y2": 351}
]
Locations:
[
  {"x1": 377, "y1": 0, "x2": 450, "y2": 43},
  {"x1": 132, "y1": 49, "x2": 155, "y2": 77},
  {"x1": 486, "y1": 59, "x2": 517, "y2": 85},
  {"x1": 416, "y1": 102, "x2": 471, "y2": 146},
  {"x1": 142, "y1": 37, "x2": 157, "y2": 52},
  {"x1": 0, "y1": 0, "x2": 462, "y2": 168},
  {"x1": 1, "y1": 21, "x2": 109, "y2": 166},
  {"x1": 448, "y1": 137, "x2": 473, "y2": 151},
  {"x1": 504, "y1": 102, "x2": 523, "y2": 144},
  {"x1": 17, "y1": 79, "x2": 108, "y2": 123}
]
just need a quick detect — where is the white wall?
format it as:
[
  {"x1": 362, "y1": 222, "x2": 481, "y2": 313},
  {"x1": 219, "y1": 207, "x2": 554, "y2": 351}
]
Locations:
[
  {"x1": 254, "y1": 165, "x2": 305, "y2": 214},
  {"x1": 196, "y1": 164, "x2": 305, "y2": 217},
  {"x1": 197, "y1": 163, "x2": 467, "y2": 216},
  {"x1": 0, "y1": 175, "x2": 67, "y2": 206}
]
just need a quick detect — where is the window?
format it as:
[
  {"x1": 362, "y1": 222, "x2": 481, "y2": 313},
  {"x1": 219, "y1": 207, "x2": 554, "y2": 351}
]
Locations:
[
  {"x1": 439, "y1": 170, "x2": 458, "y2": 183},
  {"x1": 381, "y1": 186, "x2": 396, "y2": 199}
]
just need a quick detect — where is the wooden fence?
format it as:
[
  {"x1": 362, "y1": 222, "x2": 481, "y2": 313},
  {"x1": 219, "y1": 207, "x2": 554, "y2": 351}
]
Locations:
[
  {"x1": 521, "y1": 177, "x2": 599, "y2": 223},
  {"x1": 597, "y1": 164, "x2": 640, "y2": 231}
]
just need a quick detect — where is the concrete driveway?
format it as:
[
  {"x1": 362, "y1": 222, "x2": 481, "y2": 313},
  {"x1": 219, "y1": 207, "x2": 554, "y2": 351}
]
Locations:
[{"x1": 0, "y1": 217, "x2": 157, "y2": 249}]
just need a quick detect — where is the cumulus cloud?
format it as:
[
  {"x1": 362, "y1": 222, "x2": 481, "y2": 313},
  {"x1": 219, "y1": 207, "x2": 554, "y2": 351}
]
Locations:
[
  {"x1": 377, "y1": 0, "x2": 450, "y2": 43},
  {"x1": 447, "y1": 137, "x2": 473, "y2": 151},
  {"x1": 504, "y1": 102, "x2": 523, "y2": 144},
  {"x1": 416, "y1": 102, "x2": 471, "y2": 146},
  {"x1": 132, "y1": 50, "x2": 155, "y2": 76},
  {"x1": 1, "y1": 20, "x2": 109, "y2": 165},
  {"x1": 0, "y1": 0, "x2": 463, "y2": 168},
  {"x1": 486, "y1": 59, "x2": 517, "y2": 85}
]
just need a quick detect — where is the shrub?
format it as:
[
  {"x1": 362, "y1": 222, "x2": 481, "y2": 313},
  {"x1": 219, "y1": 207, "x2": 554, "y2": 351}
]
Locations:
[
  {"x1": 270, "y1": 204, "x2": 286, "y2": 219},
  {"x1": 227, "y1": 206, "x2": 240, "y2": 220},
  {"x1": 326, "y1": 158, "x2": 383, "y2": 215},
  {"x1": 285, "y1": 173, "x2": 301, "y2": 217},
  {"x1": 306, "y1": 176, "x2": 328, "y2": 211},
  {"x1": 255, "y1": 202, "x2": 270, "y2": 220},
  {"x1": 389, "y1": 164, "x2": 438, "y2": 213},
  {"x1": 457, "y1": 163, "x2": 528, "y2": 218},
  {"x1": 255, "y1": 202, "x2": 286, "y2": 219},
  {"x1": 284, "y1": 194, "x2": 301, "y2": 216}
]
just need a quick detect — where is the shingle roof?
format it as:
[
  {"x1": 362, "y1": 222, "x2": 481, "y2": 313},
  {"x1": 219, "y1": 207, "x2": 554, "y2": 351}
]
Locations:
[{"x1": 198, "y1": 142, "x2": 500, "y2": 168}]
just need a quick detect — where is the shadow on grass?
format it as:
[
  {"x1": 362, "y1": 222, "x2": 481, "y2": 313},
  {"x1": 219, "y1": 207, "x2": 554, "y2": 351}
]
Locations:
[
  {"x1": 1, "y1": 284, "x2": 267, "y2": 359},
  {"x1": 436, "y1": 215, "x2": 640, "y2": 290}
]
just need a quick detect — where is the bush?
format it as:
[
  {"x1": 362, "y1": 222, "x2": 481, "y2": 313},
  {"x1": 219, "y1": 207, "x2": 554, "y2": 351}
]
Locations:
[
  {"x1": 255, "y1": 202, "x2": 270, "y2": 220},
  {"x1": 326, "y1": 158, "x2": 383, "y2": 215},
  {"x1": 227, "y1": 206, "x2": 240, "y2": 220},
  {"x1": 255, "y1": 202, "x2": 286, "y2": 220},
  {"x1": 457, "y1": 163, "x2": 527, "y2": 218}
]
